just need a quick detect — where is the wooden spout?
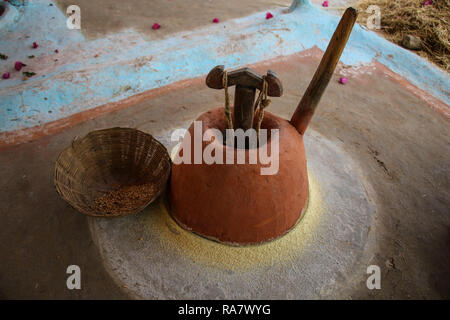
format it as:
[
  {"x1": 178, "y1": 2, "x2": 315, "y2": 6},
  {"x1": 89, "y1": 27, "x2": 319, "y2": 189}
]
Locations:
[{"x1": 290, "y1": 7, "x2": 358, "y2": 135}]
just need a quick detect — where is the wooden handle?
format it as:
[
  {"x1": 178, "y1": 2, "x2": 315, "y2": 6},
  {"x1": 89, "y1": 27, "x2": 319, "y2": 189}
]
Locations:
[
  {"x1": 234, "y1": 85, "x2": 256, "y2": 131},
  {"x1": 206, "y1": 66, "x2": 283, "y2": 97},
  {"x1": 206, "y1": 66, "x2": 283, "y2": 131},
  {"x1": 290, "y1": 7, "x2": 358, "y2": 135}
]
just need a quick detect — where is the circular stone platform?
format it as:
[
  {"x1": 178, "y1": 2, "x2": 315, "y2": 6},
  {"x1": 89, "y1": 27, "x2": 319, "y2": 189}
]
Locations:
[{"x1": 89, "y1": 130, "x2": 376, "y2": 299}]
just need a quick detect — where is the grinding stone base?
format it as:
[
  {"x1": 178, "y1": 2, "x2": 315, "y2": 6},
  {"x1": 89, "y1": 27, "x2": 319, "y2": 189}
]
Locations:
[
  {"x1": 89, "y1": 130, "x2": 376, "y2": 299},
  {"x1": 168, "y1": 194, "x2": 309, "y2": 247}
]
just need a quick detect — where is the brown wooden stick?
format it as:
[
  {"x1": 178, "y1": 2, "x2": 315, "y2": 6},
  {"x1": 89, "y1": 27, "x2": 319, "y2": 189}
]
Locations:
[
  {"x1": 290, "y1": 7, "x2": 358, "y2": 135},
  {"x1": 206, "y1": 66, "x2": 283, "y2": 131}
]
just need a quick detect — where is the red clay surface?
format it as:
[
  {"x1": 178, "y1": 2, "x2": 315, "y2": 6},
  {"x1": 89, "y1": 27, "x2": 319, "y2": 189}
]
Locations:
[{"x1": 170, "y1": 108, "x2": 309, "y2": 245}]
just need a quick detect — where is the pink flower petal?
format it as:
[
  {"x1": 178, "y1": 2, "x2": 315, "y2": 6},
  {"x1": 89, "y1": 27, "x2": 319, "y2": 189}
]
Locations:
[
  {"x1": 14, "y1": 61, "x2": 24, "y2": 71},
  {"x1": 212, "y1": 18, "x2": 220, "y2": 23},
  {"x1": 152, "y1": 23, "x2": 161, "y2": 30},
  {"x1": 322, "y1": 1, "x2": 329, "y2": 7},
  {"x1": 266, "y1": 12, "x2": 273, "y2": 20},
  {"x1": 2, "y1": 72, "x2": 10, "y2": 79},
  {"x1": 339, "y1": 77, "x2": 348, "y2": 85},
  {"x1": 423, "y1": 0, "x2": 432, "y2": 5}
]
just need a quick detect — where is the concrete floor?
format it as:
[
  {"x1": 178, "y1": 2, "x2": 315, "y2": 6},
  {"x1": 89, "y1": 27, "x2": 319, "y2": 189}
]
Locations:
[
  {"x1": 3, "y1": 0, "x2": 448, "y2": 140},
  {"x1": 53, "y1": 0, "x2": 357, "y2": 41},
  {"x1": 0, "y1": 50, "x2": 448, "y2": 299},
  {"x1": 55, "y1": 0, "x2": 292, "y2": 40}
]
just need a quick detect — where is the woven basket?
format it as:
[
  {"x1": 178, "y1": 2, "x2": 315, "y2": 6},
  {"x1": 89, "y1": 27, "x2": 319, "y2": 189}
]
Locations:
[{"x1": 54, "y1": 127, "x2": 171, "y2": 217}]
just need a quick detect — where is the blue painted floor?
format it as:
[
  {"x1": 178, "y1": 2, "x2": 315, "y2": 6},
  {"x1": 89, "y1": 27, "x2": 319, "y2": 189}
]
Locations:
[{"x1": 0, "y1": 0, "x2": 448, "y2": 137}]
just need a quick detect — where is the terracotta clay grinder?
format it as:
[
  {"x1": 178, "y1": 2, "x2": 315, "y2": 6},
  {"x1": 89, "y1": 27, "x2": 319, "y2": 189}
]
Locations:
[
  {"x1": 170, "y1": 8, "x2": 358, "y2": 245},
  {"x1": 170, "y1": 106, "x2": 309, "y2": 245}
]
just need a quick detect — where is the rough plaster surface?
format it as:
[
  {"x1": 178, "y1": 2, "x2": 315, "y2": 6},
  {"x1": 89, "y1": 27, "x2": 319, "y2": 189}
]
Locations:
[
  {"x1": 89, "y1": 130, "x2": 376, "y2": 299},
  {"x1": 54, "y1": 0, "x2": 292, "y2": 40},
  {"x1": 0, "y1": 51, "x2": 448, "y2": 299},
  {"x1": 1, "y1": 0, "x2": 448, "y2": 138}
]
